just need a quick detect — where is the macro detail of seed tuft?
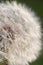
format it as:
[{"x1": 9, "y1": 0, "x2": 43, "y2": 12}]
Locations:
[
  {"x1": 3, "y1": 26, "x2": 15, "y2": 40},
  {"x1": 0, "y1": 25, "x2": 15, "y2": 53}
]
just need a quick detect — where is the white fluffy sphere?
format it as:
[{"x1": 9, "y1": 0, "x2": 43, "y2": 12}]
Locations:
[{"x1": 0, "y1": 1, "x2": 41, "y2": 65}]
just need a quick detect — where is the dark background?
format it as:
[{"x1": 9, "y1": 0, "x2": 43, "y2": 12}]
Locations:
[{"x1": 0, "y1": 0, "x2": 43, "y2": 65}]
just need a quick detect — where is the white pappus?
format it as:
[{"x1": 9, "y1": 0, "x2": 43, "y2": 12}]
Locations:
[{"x1": 0, "y1": 1, "x2": 41, "y2": 65}]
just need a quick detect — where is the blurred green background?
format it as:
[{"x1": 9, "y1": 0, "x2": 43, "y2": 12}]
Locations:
[{"x1": 0, "y1": 0, "x2": 43, "y2": 65}]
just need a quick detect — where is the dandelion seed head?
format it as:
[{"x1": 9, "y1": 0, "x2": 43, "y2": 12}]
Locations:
[{"x1": 0, "y1": 1, "x2": 41, "y2": 65}]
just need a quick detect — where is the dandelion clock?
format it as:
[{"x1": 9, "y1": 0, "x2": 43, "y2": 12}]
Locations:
[{"x1": 0, "y1": 1, "x2": 42, "y2": 65}]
